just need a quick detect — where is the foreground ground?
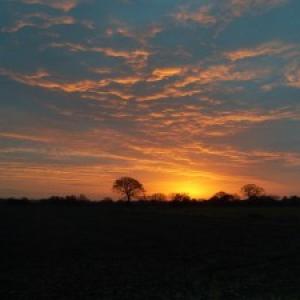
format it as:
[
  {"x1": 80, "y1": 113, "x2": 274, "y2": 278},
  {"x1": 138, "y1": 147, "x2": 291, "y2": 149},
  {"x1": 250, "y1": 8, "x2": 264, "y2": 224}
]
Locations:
[{"x1": 1, "y1": 204, "x2": 300, "y2": 300}]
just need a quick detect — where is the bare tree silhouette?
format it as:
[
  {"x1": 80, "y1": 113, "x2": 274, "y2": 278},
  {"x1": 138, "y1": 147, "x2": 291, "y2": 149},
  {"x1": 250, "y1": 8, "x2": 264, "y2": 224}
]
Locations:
[
  {"x1": 241, "y1": 184, "x2": 265, "y2": 199},
  {"x1": 113, "y1": 177, "x2": 145, "y2": 202}
]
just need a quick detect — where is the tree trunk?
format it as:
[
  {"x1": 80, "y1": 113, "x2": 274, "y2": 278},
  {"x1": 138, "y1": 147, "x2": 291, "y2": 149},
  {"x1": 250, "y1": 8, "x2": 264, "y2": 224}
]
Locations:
[{"x1": 126, "y1": 193, "x2": 131, "y2": 203}]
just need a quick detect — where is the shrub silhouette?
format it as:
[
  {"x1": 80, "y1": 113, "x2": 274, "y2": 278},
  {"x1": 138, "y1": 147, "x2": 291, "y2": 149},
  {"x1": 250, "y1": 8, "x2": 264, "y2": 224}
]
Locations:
[
  {"x1": 149, "y1": 193, "x2": 167, "y2": 202},
  {"x1": 209, "y1": 191, "x2": 240, "y2": 204},
  {"x1": 171, "y1": 193, "x2": 191, "y2": 202}
]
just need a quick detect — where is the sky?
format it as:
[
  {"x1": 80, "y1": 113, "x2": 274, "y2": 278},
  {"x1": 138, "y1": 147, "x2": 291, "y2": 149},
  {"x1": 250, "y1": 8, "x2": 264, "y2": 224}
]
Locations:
[{"x1": 0, "y1": 0, "x2": 300, "y2": 199}]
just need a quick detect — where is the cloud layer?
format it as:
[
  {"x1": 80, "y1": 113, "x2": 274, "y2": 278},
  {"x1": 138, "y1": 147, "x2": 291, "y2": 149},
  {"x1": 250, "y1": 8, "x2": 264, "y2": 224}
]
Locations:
[{"x1": 0, "y1": 0, "x2": 299, "y2": 198}]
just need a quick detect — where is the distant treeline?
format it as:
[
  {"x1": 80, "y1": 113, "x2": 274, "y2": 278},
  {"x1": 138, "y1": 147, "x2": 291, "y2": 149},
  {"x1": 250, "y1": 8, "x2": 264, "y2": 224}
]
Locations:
[
  {"x1": 1, "y1": 180, "x2": 299, "y2": 206},
  {"x1": 1, "y1": 193, "x2": 300, "y2": 206}
]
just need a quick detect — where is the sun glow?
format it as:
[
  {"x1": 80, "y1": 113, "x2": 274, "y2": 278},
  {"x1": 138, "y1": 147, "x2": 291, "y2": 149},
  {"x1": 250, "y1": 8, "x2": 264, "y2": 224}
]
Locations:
[{"x1": 156, "y1": 180, "x2": 211, "y2": 199}]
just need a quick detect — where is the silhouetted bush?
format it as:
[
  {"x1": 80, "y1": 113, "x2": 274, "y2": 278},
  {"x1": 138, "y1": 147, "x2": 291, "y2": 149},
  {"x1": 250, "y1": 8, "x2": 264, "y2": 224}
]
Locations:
[
  {"x1": 0, "y1": 197, "x2": 31, "y2": 205},
  {"x1": 246, "y1": 195, "x2": 279, "y2": 205},
  {"x1": 281, "y1": 196, "x2": 300, "y2": 206},
  {"x1": 148, "y1": 193, "x2": 167, "y2": 202},
  {"x1": 208, "y1": 191, "x2": 240, "y2": 205},
  {"x1": 171, "y1": 193, "x2": 191, "y2": 202},
  {"x1": 1, "y1": 192, "x2": 300, "y2": 207},
  {"x1": 100, "y1": 197, "x2": 114, "y2": 204},
  {"x1": 40, "y1": 195, "x2": 91, "y2": 206}
]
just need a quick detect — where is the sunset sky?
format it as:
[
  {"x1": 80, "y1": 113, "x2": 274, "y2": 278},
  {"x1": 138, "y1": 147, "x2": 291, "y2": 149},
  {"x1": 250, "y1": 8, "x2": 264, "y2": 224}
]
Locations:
[{"x1": 0, "y1": 0, "x2": 300, "y2": 199}]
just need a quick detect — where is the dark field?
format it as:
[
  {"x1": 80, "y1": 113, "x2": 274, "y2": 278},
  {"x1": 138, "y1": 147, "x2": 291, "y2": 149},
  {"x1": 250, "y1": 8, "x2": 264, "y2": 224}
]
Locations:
[{"x1": 1, "y1": 204, "x2": 300, "y2": 300}]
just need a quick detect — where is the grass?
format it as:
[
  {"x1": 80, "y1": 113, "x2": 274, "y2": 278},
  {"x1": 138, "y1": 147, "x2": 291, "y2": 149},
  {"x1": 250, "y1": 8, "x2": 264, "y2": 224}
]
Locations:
[{"x1": 1, "y1": 204, "x2": 300, "y2": 299}]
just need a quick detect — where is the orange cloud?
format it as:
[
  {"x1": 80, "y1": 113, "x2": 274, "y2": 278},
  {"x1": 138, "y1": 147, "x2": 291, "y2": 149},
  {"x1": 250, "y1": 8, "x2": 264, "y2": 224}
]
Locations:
[
  {"x1": 174, "y1": 5, "x2": 216, "y2": 25},
  {"x1": 285, "y1": 63, "x2": 300, "y2": 88},
  {"x1": 22, "y1": 0, "x2": 79, "y2": 12},
  {"x1": 228, "y1": 0, "x2": 289, "y2": 17},
  {"x1": 174, "y1": 64, "x2": 269, "y2": 88},
  {"x1": 96, "y1": 48, "x2": 150, "y2": 69},
  {"x1": 207, "y1": 109, "x2": 300, "y2": 125},
  {"x1": 132, "y1": 105, "x2": 300, "y2": 143},
  {"x1": 49, "y1": 43, "x2": 151, "y2": 69},
  {"x1": 0, "y1": 68, "x2": 140, "y2": 101},
  {"x1": 1, "y1": 121, "x2": 299, "y2": 198},
  {"x1": 106, "y1": 21, "x2": 163, "y2": 46},
  {"x1": 0, "y1": 132, "x2": 50, "y2": 143},
  {"x1": 2, "y1": 13, "x2": 76, "y2": 32},
  {"x1": 0, "y1": 69, "x2": 98, "y2": 92},
  {"x1": 225, "y1": 41, "x2": 295, "y2": 61},
  {"x1": 148, "y1": 67, "x2": 183, "y2": 82},
  {"x1": 172, "y1": 0, "x2": 289, "y2": 31}
]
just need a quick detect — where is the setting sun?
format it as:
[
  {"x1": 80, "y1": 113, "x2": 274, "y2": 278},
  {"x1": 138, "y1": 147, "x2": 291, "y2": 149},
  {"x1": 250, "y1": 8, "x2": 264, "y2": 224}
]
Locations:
[{"x1": 154, "y1": 180, "x2": 211, "y2": 199}]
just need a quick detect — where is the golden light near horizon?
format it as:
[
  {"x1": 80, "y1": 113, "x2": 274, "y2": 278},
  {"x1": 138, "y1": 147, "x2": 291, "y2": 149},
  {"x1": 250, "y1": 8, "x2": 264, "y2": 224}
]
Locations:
[{"x1": 155, "y1": 180, "x2": 212, "y2": 199}]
